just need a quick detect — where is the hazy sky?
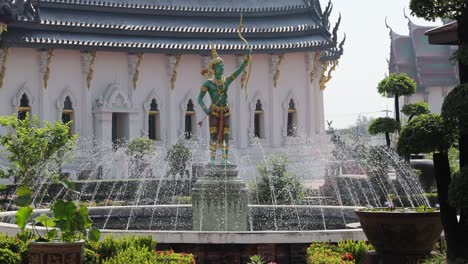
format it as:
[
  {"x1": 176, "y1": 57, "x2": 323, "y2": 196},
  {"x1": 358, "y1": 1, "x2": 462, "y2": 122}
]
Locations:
[{"x1": 318, "y1": 0, "x2": 440, "y2": 129}]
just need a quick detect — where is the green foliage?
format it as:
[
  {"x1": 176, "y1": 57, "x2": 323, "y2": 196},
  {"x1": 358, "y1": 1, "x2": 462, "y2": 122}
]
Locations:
[
  {"x1": 126, "y1": 137, "x2": 154, "y2": 157},
  {"x1": 14, "y1": 186, "x2": 32, "y2": 207},
  {"x1": 397, "y1": 114, "x2": 455, "y2": 155},
  {"x1": 402, "y1": 101, "x2": 430, "y2": 120},
  {"x1": 419, "y1": 254, "x2": 446, "y2": 264},
  {"x1": 448, "y1": 168, "x2": 468, "y2": 208},
  {"x1": 368, "y1": 117, "x2": 399, "y2": 135},
  {"x1": 15, "y1": 206, "x2": 33, "y2": 232},
  {"x1": 410, "y1": 0, "x2": 466, "y2": 20},
  {"x1": 84, "y1": 248, "x2": 99, "y2": 264},
  {"x1": 255, "y1": 154, "x2": 304, "y2": 204},
  {"x1": 377, "y1": 73, "x2": 417, "y2": 97},
  {"x1": 154, "y1": 250, "x2": 196, "y2": 264},
  {"x1": 96, "y1": 235, "x2": 157, "y2": 261},
  {"x1": 248, "y1": 255, "x2": 266, "y2": 264},
  {"x1": 0, "y1": 248, "x2": 21, "y2": 264},
  {"x1": 165, "y1": 144, "x2": 192, "y2": 176},
  {"x1": 102, "y1": 245, "x2": 156, "y2": 264},
  {"x1": 0, "y1": 114, "x2": 77, "y2": 185},
  {"x1": 337, "y1": 240, "x2": 374, "y2": 264},
  {"x1": 448, "y1": 146, "x2": 460, "y2": 175},
  {"x1": 0, "y1": 234, "x2": 28, "y2": 264},
  {"x1": 442, "y1": 84, "x2": 468, "y2": 132},
  {"x1": 306, "y1": 243, "x2": 353, "y2": 264}
]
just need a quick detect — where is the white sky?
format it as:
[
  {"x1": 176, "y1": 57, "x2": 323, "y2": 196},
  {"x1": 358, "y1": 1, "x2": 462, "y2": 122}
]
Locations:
[{"x1": 319, "y1": 0, "x2": 440, "y2": 129}]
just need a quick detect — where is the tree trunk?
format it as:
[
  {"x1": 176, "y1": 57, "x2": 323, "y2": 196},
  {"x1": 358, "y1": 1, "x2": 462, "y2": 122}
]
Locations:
[
  {"x1": 457, "y1": 10, "x2": 468, "y2": 170},
  {"x1": 385, "y1": 132, "x2": 390, "y2": 147},
  {"x1": 458, "y1": 9, "x2": 468, "y2": 84},
  {"x1": 394, "y1": 93, "x2": 400, "y2": 125},
  {"x1": 433, "y1": 152, "x2": 459, "y2": 260}
]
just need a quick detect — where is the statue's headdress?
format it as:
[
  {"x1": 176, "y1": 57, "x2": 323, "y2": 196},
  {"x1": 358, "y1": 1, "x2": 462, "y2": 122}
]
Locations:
[{"x1": 209, "y1": 44, "x2": 223, "y2": 68}]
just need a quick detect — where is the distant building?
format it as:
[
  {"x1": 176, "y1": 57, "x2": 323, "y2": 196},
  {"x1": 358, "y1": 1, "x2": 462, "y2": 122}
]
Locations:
[
  {"x1": 387, "y1": 17, "x2": 459, "y2": 116},
  {"x1": 0, "y1": 0, "x2": 344, "y2": 150}
]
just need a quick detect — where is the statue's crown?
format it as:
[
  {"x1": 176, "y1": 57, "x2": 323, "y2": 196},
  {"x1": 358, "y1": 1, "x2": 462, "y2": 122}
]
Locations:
[{"x1": 210, "y1": 44, "x2": 223, "y2": 66}]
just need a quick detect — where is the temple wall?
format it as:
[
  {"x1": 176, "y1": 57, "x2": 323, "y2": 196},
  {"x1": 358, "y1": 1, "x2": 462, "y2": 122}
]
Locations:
[
  {"x1": 403, "y1": 85, "x2": 454, "y2": 119},
  {"x1": 0, "y1": 48, "x2": 324, "y2": 149}
]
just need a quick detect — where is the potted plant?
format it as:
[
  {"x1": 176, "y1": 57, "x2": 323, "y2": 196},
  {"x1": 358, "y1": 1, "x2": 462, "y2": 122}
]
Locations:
[
  {"x1": 15, "y1": 185, "x2": 101, "y2": 264},
  {"x1": 355, "y1": 206, "x2": 442, "y2": 261}
]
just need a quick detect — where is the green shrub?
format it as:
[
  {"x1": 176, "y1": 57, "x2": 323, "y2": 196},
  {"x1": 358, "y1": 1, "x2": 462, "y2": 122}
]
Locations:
[
  {"x1": 126, "y1": 137, "x2": 154, "y2": 157},
  {"x1": 0, "y1": 233, "x2": 29, "y2": 264},
  {"x1": 306, "y1": 243, "x2": 353, "y2": 264},
  {"x1": 102, "y1": 245, "x2": 156, "y2": 264},
  {"x1": 96, "y1": 235, "x2": 157, "y2": 261},
  {"x1": 337, "y1": 240, "x2": 373, "y2": 264},
  {"x1": 0, "y1": 248, "x2": 21, "y2": 264},
  {"x1": 255, "y1": 154, "x2": 304, "y2": 204},
  {"x1": 84, "y1": 248, "x2": 99, "y2": 264},
  {"x1": 154, "y1": 250, "x2": 196, "y2": 264},
  {"x1": 448, "y1": 168, "x2": 468, "y2": 208},
  {"x1": 165, "y1": 144, "x2": 192, "y2": 176}
]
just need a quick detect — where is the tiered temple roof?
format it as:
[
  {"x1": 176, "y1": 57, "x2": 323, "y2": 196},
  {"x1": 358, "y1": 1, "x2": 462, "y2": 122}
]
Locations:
[
  {"x1": 387, "y1": 17, "x2": 458, "y2": 91},
  {"x1": 1, "y1": 0, "x2": 344, "y2": 60}
]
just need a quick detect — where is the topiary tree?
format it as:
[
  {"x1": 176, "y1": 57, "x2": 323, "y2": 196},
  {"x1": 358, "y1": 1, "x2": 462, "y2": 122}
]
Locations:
[
  {"x1": 126, "y1": 137, "x2": 154, "y2": 178},
  {"x1": 368, "y1": 117, "x2": 400, "y2": 147},
  {"x1": 0, "y1": 113, "x2": 77, "y2": 185},
  {"x1": 126, "y1": 137, "x2": 154, "y2": 158},
  {"x1": 401, "y1": 101, "x2": 430, "y2": 122},
  {"x1": 165, "y1": 144, "x2": 191, "y2": 177},
  {"x1": 442, "y1": 83, "x2": 468, "y2": 168},
  {"x1": 377, "y1": 73, "x2": 417, "y2": 125},
  {"x1": 255, "y1": 154, "x2": 304, "y2": 205},
  {"x1": 397, "y1": 113, "x2": 468, "y2": 261}
]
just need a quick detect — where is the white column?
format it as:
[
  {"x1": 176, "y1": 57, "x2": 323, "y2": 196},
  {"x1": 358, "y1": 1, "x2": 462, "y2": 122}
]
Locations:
[
  {"x1": 269, "y1": 55, "x2": 281, "y2": 148},
  {"x1": 38, "y1": 50, "x2": 47, "y2": 122},
  {"x1": 80, "y1": 52, "x2": 94, "y2": 139},
  {"x1": 236, "y1": 55, "x2": 249, "y2": 149},
  {"x1": 127, "y1": 53, "x2": 137, "y2": 103},
  {"x1": 200, "y1": 56, "x2": 210, "y2": 144},
  {"x1": 166, "y1": 55, "x2": 178, "y2": 146},
  {"x1": 305, "y1": 52, "x2": 317, "y2": 137},
  {"x1": 93, "y1": 111, "x2": 112, "y2": 145}
]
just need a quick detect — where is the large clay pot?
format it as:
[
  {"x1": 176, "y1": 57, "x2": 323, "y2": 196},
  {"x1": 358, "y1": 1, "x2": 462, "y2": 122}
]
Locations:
[
  {"x1": 355, "y1": 210, "x2": 442, "y2": 256},
  {"x1": 29, "y1": 240, "x2": 84, "y2": 264}
]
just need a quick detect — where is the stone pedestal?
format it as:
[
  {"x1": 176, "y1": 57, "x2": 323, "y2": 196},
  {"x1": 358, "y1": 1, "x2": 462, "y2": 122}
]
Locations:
[{"x1": 192, "y1": 163, "x2": 248, "y2": 231}]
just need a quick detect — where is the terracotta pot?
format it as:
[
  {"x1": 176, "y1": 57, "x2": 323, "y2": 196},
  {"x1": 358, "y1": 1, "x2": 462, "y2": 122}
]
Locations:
[
  {"x1": 355, "y1": 209, "x2": 443, "y2": 256},
  {"x1": 29, "y1": 240, "x2": 84, "y2": 264}
]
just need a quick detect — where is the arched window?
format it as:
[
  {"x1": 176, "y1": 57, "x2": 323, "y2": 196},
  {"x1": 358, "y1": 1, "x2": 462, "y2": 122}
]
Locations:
[
  {"x1": 17, "y1": 93, "x2": 31, "y2": 120},
  {"x1": 254, "y1": 99, "x2": 264, "y2": 138},
  {"x1": 185, "y1": 99, "x2": 195, "y2": 139},
  {"x1": 61, "y1": 96, "x2": 74, "y2": 134},
  {"x1": 287, "y1": 99, "x2": 297, "y2": 137},
  {"x1": 148, "y1": 99, "x2": 159, "y2": 140}
]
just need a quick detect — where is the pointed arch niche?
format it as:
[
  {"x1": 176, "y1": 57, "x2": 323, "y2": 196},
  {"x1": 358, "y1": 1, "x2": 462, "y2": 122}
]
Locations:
[
  {"x1": 143, "y1": 89, "x2": 165, "y2": 141},
  {"x1": 178, "y1": 91, "x2": 200, "y2": 140},
  {"x1": 12, "y1": 83, "x2": 34, "y2": 119},
  {"x1": 282, "y1": 92, "x2": 300, "y2": 138},
  {"x1": 249, "y1": 92, "x2": 268, "y2": 144},
  {"x1": 56, "y1": 87, "x2": 80, "y2": 134}
]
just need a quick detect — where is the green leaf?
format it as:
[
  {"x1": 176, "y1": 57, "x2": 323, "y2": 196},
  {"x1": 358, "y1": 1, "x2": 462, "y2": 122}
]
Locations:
[
  {"x1": 51, "y1": 200, "x2": 76, "y2": 221},
  {"x1": 35, "y1": 214, "x2": 56, "y2": 228},
  {"x1": 59, "y1": 179, "x2": 79, "y2": 194},
  {"x1": 15, "y1": 206, "x2": 33, "y2": 231},
  {"x1": 47, "y1": 229, "x2": 58, "y2": 241},
  {"x1": 15, "y1": 186, "x2": 32, "y2": 206},
  {"x1": 88, "y1": 227, "x2": 101, "y2": 242}
]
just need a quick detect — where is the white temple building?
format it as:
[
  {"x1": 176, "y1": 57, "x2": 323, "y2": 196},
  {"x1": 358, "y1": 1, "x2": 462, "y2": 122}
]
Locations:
[{"x1": 0, "y1": 0, "x2": 344, "y2": 152}]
